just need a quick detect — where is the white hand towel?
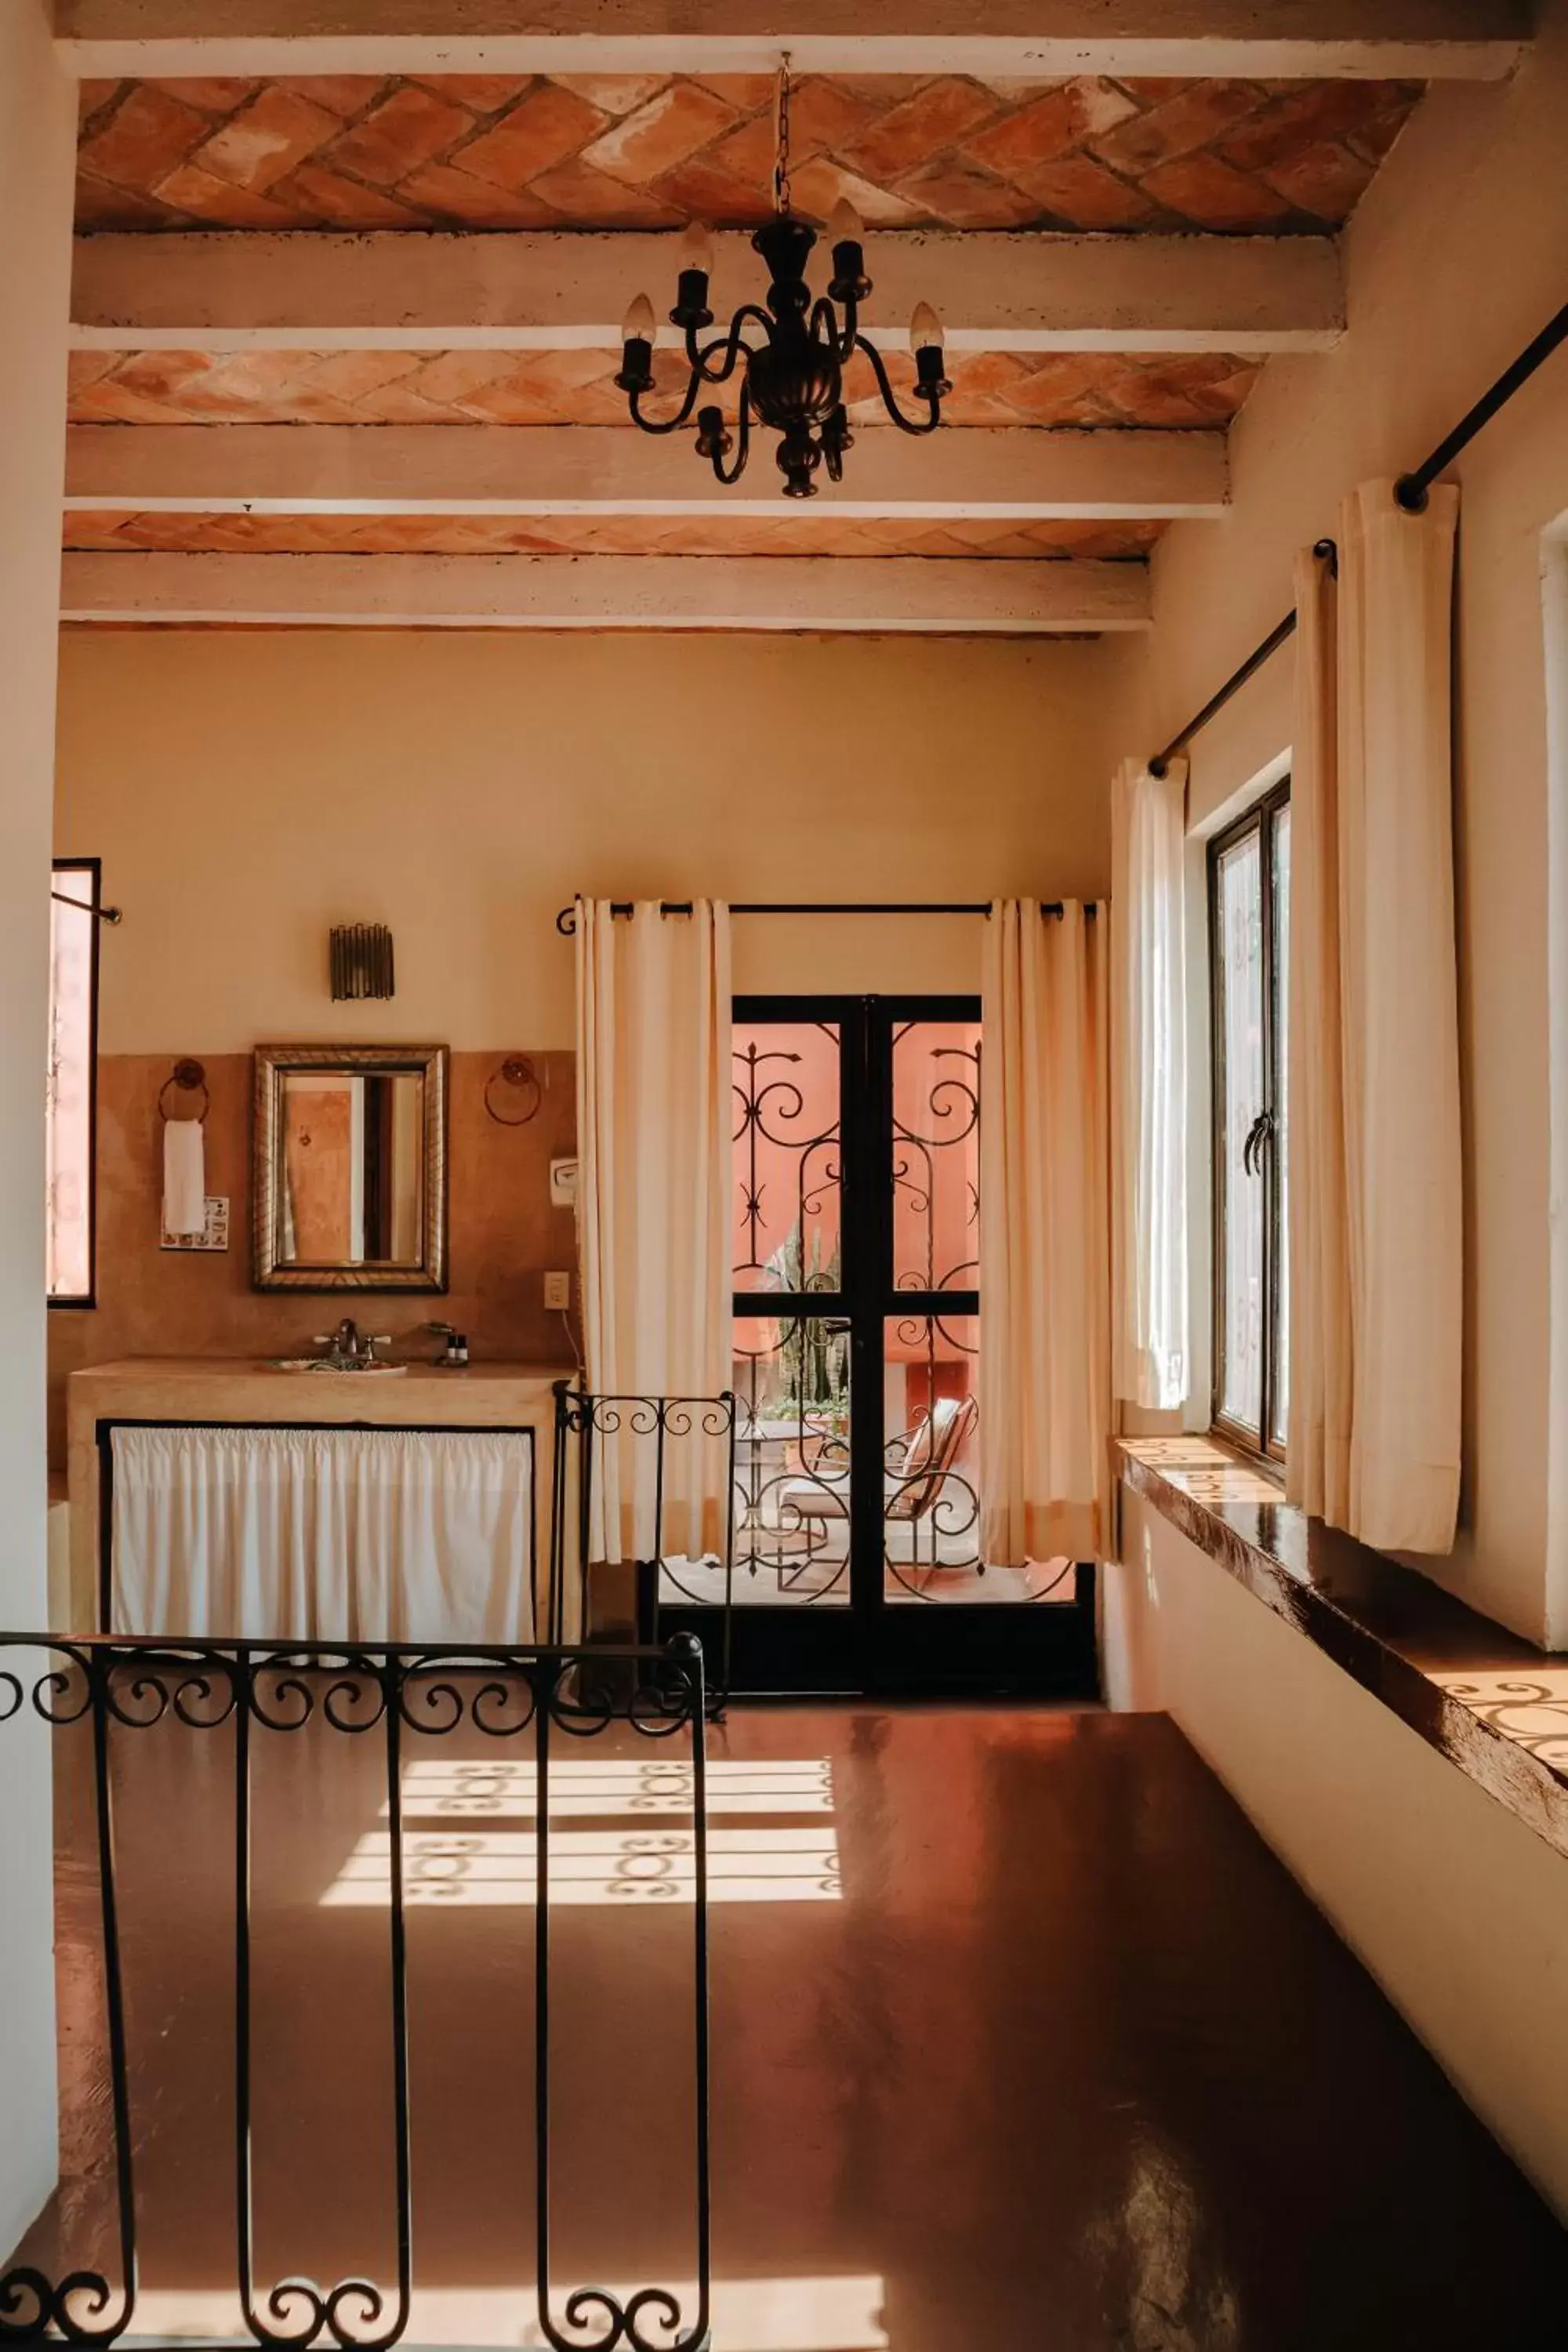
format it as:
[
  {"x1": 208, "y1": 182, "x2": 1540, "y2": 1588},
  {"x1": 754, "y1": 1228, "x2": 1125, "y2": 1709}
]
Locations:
[{"x1": 163, "y1": 1119, "x2": 206, "y2": 1238}]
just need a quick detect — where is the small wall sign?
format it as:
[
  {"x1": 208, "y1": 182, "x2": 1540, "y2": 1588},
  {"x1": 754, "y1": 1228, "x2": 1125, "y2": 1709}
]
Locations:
[{"x1": 162, "y1": 1196, "x2": 230, "y2": 1252}]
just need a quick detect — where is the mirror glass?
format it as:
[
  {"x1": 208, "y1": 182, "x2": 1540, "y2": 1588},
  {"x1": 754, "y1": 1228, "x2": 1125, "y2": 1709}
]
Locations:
[
  {"x1": 254, "y1": 1046, "x2": 448, "y2": 1291},
  {"x1": 278, "y1": 1068, "x2": 426, "y2": 1267}
]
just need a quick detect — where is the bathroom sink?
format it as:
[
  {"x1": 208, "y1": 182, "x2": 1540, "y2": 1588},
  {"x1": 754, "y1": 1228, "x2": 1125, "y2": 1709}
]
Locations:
[{"x1": 269, "y1": 1359, "x2": 409, "y2": 1376}]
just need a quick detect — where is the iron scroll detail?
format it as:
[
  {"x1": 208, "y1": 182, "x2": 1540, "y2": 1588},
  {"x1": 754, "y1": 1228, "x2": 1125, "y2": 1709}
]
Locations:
[{"x1": 0, "y1": 1635, "x2": 711, "y2": 2352}]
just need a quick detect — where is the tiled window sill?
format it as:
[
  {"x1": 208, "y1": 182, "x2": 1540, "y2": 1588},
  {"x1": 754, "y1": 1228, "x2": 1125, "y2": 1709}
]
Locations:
[{"x1": 1114, "y1": 1435, "x2": 1568, "y2": 1863}]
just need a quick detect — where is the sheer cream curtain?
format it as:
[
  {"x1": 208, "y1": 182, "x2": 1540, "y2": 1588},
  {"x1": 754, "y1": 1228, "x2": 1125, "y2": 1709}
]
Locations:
[
  {"x1": 978, "y1": 900, "x2": 1110, "y2": 1563},
  {"x1": 1110, "y1": 756, "x2": 1189, "y2": 1412},
  {"x1": 111, "y1": 1425, "x2": 533, "y2": 1641},
  {"x1": 1288, "y1": 481, "x2": 1461, "y2": 1552},
  {"x1": 575, "y1": 898, "x2": 732, "y2": 1565}
]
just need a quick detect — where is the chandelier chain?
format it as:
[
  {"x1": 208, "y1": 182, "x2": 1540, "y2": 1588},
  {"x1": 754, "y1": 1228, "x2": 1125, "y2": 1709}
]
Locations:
[{"x1": 773, "y1": 54, "x2": 793, "y2": 217}]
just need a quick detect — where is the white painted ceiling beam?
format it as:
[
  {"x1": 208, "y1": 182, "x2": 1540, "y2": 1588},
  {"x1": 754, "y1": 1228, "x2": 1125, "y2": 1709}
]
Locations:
[
  {"x1": 59, "y1": 550, "x2": 1152, "y2": 633},
  {"x1": 65, "y1": 423, "x2": 1228, "y2": 521},
  {"x1": 71, "y1": 233, "x2": 1343, "y2": 358},
  {"x1": 54, "y1": 0, "x2": 1527, "y2": 81}
]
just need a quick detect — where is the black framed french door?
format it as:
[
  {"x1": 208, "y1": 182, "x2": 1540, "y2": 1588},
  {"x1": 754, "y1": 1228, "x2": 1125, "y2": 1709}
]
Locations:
[{"x1": 658, "y1": 993, "x2": 1097, "y2": 1697}]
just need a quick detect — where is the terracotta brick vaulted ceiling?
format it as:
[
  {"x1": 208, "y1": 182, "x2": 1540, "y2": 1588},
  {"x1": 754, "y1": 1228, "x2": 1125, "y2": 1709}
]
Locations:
[
  {"x1": 53, "y1": 2, "x2": 1523, "y2": 634},
  {"x1": 75, "y1": 73, "x2": 1418, "y2": 234}
]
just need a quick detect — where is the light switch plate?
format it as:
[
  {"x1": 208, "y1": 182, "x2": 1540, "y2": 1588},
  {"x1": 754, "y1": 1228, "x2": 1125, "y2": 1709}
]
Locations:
[
  {"x1": 550, "y1": 1157, "x2": 579, "y2": 1207},
  {"x1": 543, "y1": 1270, "x2": 572, "y2": 1312}
]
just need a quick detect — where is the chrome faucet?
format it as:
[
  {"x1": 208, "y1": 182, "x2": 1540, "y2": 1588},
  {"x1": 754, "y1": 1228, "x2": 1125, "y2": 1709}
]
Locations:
[{"x1": 311, "y1": 1318, "x2": 391, "y2": 1368}]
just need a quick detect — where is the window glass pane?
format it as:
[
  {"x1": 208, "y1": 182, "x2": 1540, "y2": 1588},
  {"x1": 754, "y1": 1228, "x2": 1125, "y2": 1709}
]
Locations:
[
  {"x1": 881, "y1": 1312, "x2": 1075, "y2": 1604},
  {"x1": 1216, "y1": 829, "x2": 1265, "y2": 1436},
  {"x1": 1271, "y1": 805, "x2": 1291, "y2": 1451},
  {"x1": 48, "y1": 867, "x2": 96, "y2": 1301},
  {"x1": 730, "y1": 1313, "x2": 851, "y2": 1606},
  {"x1": 891, "y1": 1018, "x2": 980, "y2": 1295},
  {"x1": 732, "y1": 1022, "x2": 840, "y2": 1294}
]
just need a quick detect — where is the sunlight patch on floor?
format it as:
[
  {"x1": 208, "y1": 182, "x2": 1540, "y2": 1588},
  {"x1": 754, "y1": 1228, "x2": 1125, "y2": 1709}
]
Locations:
[
  {"x1": 382, "y1": 1756, "x2": 836, "y2": 1818},
  {"x1": 325, "y1": 1755, "x2": 842, "y2": 1905},
  {"x1": 324, "y1": 1824, "x2": 842, "y2": 1905},
  {"x1": 119, "y1": 2273, "x2": 888, "y2": 2350}
]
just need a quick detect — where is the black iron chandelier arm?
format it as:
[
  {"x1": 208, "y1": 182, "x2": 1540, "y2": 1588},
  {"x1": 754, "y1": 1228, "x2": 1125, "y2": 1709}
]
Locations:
[
  {"x1": 854, "y1": 333, "x2": 943, "y2": 437},
  {"x1": 809, "y1": 293, "x2": 857, "y2": 364},
  {"x1": 627, "y1": 370, "x2": 709, "y2": 437},
  {"x1": 685, "y1": 305, "x2": 775, "y2": 382},
  {"x1": 708, "y1": 385, "x2": 753, "y2": 487}
]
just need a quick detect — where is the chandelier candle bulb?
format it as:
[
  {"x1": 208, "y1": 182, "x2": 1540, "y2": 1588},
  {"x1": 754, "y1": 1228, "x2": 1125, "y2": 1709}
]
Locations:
[
  {"x1": 911, "y1": 303, "x2": 951, "y2": 397},
  {"x1": 827, "y1": 198, "x2": 869, "y2": 304},
  {"x1": 695, "y1": 405, "x2": 733, "y2": 463},
  {"x1": 621, "y1": 291, "x2": 656, "y2": 343},
  {"x1": 680, "y1": 222, "x2": 713, "y2": 269},
  {"x1": 616, "y1": 291, "x2": 657, "y2": 394},
  {"x1": 674, "y1": 223, "x2": 714, "y2": 332}
]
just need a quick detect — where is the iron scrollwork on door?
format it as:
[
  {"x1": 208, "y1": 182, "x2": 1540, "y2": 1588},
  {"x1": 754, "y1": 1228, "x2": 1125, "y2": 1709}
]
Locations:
[
  {"x1": 730, "y1": 1027, "x2": 854, "y2": 1603},
  {"x1": 886, "y1": 1028, "x2": 986, "y2": 1598},
  {"x1": 891, "y1": 1025, "x2": 979, "y2": 1298},
  {"x1": 731, "y1": 1319, "x2": 853, "y2": 1604},
  {"x1": 731, "y1": 1029, "x2": 841, "y2": 1294}
]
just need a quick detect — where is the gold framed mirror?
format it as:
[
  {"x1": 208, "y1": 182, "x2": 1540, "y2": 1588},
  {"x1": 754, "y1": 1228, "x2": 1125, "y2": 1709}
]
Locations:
[{"x1": 252, "y1": 1044, "x2": 448, "y2": 1291}]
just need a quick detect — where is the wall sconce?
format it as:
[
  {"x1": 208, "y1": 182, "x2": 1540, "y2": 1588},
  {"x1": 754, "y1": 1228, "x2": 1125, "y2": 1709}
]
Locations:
[{"x1": 329, "y1": 924, "x2": 394, "y2": 1001}]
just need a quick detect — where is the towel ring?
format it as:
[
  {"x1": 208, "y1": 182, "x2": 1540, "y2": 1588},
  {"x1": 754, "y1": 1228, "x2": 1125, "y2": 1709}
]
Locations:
[
  {"x1": 158, "y1": 1058, "x2": 209, "y2": 1122},
  {"x1": 485, "y1": 1056, "x2": 542, "y2": 1127}
]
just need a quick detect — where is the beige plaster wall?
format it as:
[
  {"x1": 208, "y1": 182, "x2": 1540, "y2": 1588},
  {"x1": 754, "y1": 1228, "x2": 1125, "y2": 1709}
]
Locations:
[
  {"x1": 53, "y1": 624, "x2": 1131, "y2": 1446},
  {"x1": 0, "y1": 0, "x2": 74, "y2": 2265},
  {"x1": 1138, "y1": 10, "x2": 1568, "y2": 1643},
  {"x1": 55, "y1": 627, "x2": 1135, "y2": 1057},
  {"x1": 45, "y1": 1051, "x2": 579, "y2": 1468},
  {"x1": 1098, "y1": 17, "x2": 1568, "y2": 2240},
  {"x1": 1105, "y1": 1501, "x2": 1568, "y2": 2221}
]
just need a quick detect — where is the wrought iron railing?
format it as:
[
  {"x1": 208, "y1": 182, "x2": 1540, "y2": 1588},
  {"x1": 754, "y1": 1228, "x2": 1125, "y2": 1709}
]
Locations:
[
  {"x1": 549, "y1": 1390, "x2": 736, "y2": 1705},
  {"x1": 0, "y1": 1634, "x2": 710, "y2": 2352}
]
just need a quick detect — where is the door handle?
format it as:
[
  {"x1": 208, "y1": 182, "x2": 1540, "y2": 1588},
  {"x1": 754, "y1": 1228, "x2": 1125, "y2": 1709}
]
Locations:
[{"x1": 1241, "y1": 1109, "x2": 1274, "y2": 1176}]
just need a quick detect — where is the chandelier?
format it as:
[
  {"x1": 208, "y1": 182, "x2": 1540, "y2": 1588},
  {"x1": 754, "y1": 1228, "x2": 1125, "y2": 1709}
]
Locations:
[{"x1": 615, "y1": 59, "x2": 950, "y2": 499}]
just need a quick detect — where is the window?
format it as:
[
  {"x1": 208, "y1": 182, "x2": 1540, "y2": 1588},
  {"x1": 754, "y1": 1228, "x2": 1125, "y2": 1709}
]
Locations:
[
  {"x1": 1209, "y1": 786, "x2": 1290, "y2": 1457},
  {"x1": 49, "y1": 859, "x2": 101, "y2": 1307}
]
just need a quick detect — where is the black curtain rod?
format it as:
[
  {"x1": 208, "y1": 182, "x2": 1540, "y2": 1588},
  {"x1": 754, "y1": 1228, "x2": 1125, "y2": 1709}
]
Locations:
[
  {"x1": 554, "y1": 899, "x2": 1098, "y2": 935},
  {"x1": 1147, "y1": 298, "x2": 1568, "y2": 780},
  {"x1": 51, "y1": 889, "x2": 122, "y2": 924}
]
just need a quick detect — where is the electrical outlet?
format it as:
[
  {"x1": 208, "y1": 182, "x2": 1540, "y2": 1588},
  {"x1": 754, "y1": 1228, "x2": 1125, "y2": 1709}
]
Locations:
[{"x1": 543, "y1": 1270, "x2": 572, "y2": 1312}]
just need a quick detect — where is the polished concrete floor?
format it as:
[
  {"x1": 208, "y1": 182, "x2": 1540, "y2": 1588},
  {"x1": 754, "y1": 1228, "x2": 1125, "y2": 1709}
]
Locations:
[{"x1": 20, "y1": 1699, "x2": 1568, "y2": 2350}]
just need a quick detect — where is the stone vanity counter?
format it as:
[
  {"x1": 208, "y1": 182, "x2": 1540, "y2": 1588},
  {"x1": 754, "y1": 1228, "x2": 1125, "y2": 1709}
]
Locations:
[{"x1": 64, "y1": 1357, "x2": 573, "y2": 1635}]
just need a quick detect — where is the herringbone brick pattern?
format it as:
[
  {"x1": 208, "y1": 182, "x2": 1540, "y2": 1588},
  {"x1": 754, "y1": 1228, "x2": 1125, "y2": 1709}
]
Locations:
[
  {"x1": 64, "y1": 510, "x2": 1164, "y2": 561},
  {"x1": 75, "y1": 71, "x2": 1421, "y2": 234},
  {"x1": 66, "y1": 346, "x2": 1260, "y2": 431}
]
